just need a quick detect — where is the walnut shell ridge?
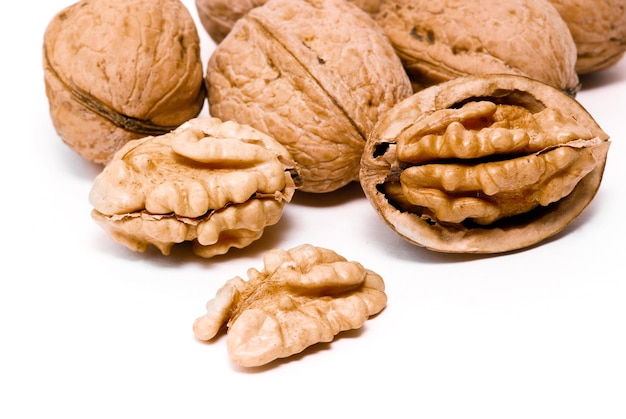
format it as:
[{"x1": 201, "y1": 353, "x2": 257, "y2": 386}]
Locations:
[
  {"x1": 43, "y1": 0, "x2": 206, "y2": 164},
  {"x1": 89, "y1": 118, "x2": 299, "y2": 258}
]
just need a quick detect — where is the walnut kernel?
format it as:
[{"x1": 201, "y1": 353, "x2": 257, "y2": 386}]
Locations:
[
  {"x1": 89, "y1": 118, "x2": 299, "y2": 258},
  {"x1": 192, "y1": 244, "x2": 387, "y2": 367}
]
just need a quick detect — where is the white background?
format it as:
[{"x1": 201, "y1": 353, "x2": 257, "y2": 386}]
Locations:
[{"x1": 1, "y1": 1, "x2": 625, "y2": 418}]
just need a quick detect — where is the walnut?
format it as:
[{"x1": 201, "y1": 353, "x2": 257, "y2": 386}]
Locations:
[
  {"x1": 547, "y1": 0, "x2": 626, "y2": 74},
  {"x1": 192, "y1": 244, "x2": 387, "y2": 367},
  {"x1": 206, "y1": 0, "x2": 412, "y2": 193},
  {"x1": 43, "y1": 0, "x2": 206, "y2": 165},
  {"x1": 360, "y1": 74, "x2": 611, "y2": 254},
  {"x1": 89, "y1": 118, "x2": 299, "y2": 258},
  {"x1": 374, "y1": 0, "x2": 580, "y2": 94},
  {"x1": 195, "y1": 0, "x2": 382, "y2": 44}
]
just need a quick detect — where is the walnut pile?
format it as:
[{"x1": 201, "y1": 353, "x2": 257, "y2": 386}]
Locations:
[
  {"x1": 43, "y1": 0, "x2": 206, "y2": 164},
  {"x1": 206, "y1": 0, "x2": 412, "y2": 193},
  {"x1": 374, "y1": 0, "x2": 580, "y2": 94},
  {"x1": 89, "y1": 118, "x2": 299, "y2": 258},
  {"x1": 194, "y1": 0, "x2": 383, "y2": 44},
  {"x1": 360, "y1": 74, "x2": 610, "y2": 254},
  {"x1": 192, "y1": 244, "x2": 387, "y2": 367}
]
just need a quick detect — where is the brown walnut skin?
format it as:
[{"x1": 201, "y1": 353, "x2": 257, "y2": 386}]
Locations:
[
  {"x1": 359, "y1": 74, "x2": 610, "y2": 254},
  {"x1": 43, "y1": 0, "x2": 206, "y2": 164},
  {"x1": 547, "y1": 0, "x2": 626, "y2": 74},
  {"x1": 206, "y1": 0, "x2": 412, "y2": 193},
  {"x1": 374, "y1": 0, "x2": 580, "y2": 94},
  {"x1": 195, "y1": 0, "x2": 382, "y2": 44}
]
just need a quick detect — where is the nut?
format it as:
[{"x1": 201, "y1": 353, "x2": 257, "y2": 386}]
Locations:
[
  {"x1": 547, "y1": 0, "x2": 626, "y2": 74},
  {"x1": 195, "y1": 0, "x2": 383, "y2": 44},
  {"x1": 43, "y1": 0, "x2": 206, "y2": 164},
  {"x1": 206, "y1": 0, "x2": 412, "y2": 193},
  {"x1": 192, "y1": 244, "x2": 387, "y2": 367},
  {"x1": 89, "y1": 117, "x2": 299, "y2": 258},
  {"x1": 374, "y1": 0, "x2": 580, "y2": 94},
  {"x1": 360, "y1": 74, "x2": 610, "y2": 254}
]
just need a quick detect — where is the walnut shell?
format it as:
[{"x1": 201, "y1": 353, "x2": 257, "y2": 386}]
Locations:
[
  {"x1": 360, "y1": 74, "x2": 610, "y2": 254},
  {"x1": 547, "y1": 0, "x2": 626, "y2": 74},
  {"x1": 89, "y1": 117, "x2": 299, "y2": 258},
  {"x1": 195, "y1": 0, "x2": 382, "y2": 44},
  {"x1": 206, "y1": 0, "x2": 412, "y2": 193},
  {"x1": 43, "y1": 0, "x2": 206, "y2": 164},
  {"x1": 374, "y1": 0, "x2": 580, "y2": 94}
]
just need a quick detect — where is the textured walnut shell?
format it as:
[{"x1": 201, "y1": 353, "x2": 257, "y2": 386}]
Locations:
[
  {"x1": 360, "y1": 74, "x2": 610, "y2": 254},
  {"x1": 193, "y1": 244, "x2": 387, "y2": 367},
  {"x1": 195, "y1": 0, "x2": 382, "y2": 44},
  {"x1": 206, "y1": 0, "x2": 412, "y2": 193},
  {"x1": 547, "y1": 0, "x2": 626, "y2": 74},
  {"x1": 374, "y1": 0, "x2": 580, "y2": 94},
  {"x1": 43, "y1": 0, "x2": 206, "y2": 164},
  {"x1": 89, "y1": 118, "x2": 299, "y2": 258}
]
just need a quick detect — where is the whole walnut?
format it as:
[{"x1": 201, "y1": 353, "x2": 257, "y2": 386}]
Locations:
[
  {"x1": 195, "y1": 0, "x2": 382, "y2": 44},
  {"x1": 374, "y1": 0, "x2": 580, "y2": 94},
  {"x1": 206, "y1": 0, "x2": 412, "y2": 193},
  {"x1": 43, "y1": 0, "x2": 206, "y2": 164},
  {"x1": 547, "y1": 0, "x2": 626, "y2": 74}
]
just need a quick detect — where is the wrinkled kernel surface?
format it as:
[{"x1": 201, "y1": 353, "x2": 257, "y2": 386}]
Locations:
[
  {"x1": 392, "y1": 101, "x2": 605, "y2": 226},
  {"x1": 89, "y1": 118, "x2": 298, "y2": 257},
  {"x1": 192, "y1": 244, "x2": 387, "y2": 367}
]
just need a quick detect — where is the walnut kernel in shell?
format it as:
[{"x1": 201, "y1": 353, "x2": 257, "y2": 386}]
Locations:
[{"x1": 359, "y1": 74, "x2": 610, "y2": 254}]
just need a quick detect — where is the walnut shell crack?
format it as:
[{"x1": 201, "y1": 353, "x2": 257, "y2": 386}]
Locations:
[{"x1": 359, "y1": 74, "x2": 610, "y2": 254}]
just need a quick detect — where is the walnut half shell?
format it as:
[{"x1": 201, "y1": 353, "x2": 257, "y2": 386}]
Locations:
[
  {"x1": 360, "y1": 74, "x2": 610, "y2": 254},
  {"x1": 89, "y1": 118, "x2": 299, "y2": 258}
]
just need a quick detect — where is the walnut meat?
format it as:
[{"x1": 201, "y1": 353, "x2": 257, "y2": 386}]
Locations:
[
  {"x1": 195, "y1": 0, "x2": 383, "y2": 44},
  {"x1": 206, "y1": 0, "x2": 412, "y2": 193},
  {"x1": 547, "y1": 0, "x2": 626, "y2": 74},
  {"x1": 89, "y1": 118, "x2": 299, "y2": 258},
  {"x1": 374, "y1": 0, "x2": 580, "y2": 94},
  {"x1": 360, "y1": 74, "x2": 610, "y2": 254},
  {"x1": 43, "y1": 0, "x2": 206, "y2": 164},
  {"x1": 193, "y1": 244, "x2": 387, "y2": 367}
]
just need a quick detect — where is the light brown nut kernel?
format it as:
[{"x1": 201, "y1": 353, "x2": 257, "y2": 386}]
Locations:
[
  {"x1": 89, "y1": 118, "x2": 300, "y2": 258},
  {"x1": 374, "y1": 0, "x2": 580, "y2": 94},
  {"x1": 206, "y1": 0, "x2": 412, "y2": 193},
  {"x1": 195, "y1": 0, "x2": 383, "y2": 44},
  {"x1": 547, "y1": 0, "x2": 626, "y2": 74},
  {"x1": 43, "y1": 0, "x2": 206, "y2": 164},
  {"x1": 359, "y1": 74, "x2": 610, "y2": 254},
  {"x1": 193, "y1": 244, "x2": 387, "y2": 367}
]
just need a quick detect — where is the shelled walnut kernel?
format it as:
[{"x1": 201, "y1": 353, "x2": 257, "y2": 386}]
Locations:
[{"x1": 193, "y1": 244, "x2": 387, "y2": 367}]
